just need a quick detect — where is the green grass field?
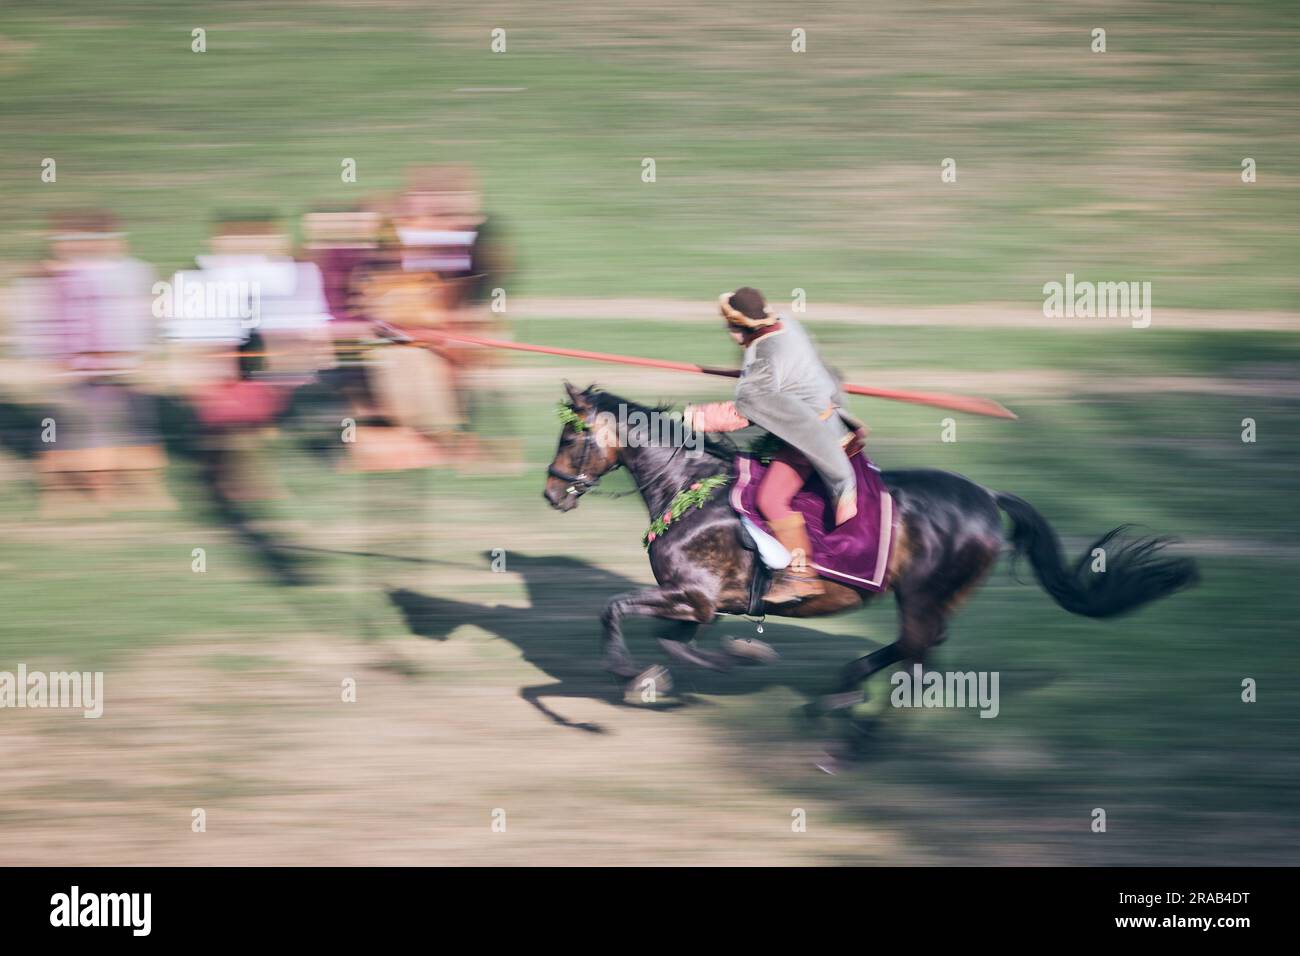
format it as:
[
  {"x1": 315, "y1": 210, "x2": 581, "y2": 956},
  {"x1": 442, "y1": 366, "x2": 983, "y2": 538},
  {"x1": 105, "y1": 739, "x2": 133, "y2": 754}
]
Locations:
[
  {"x1": 1, "y1": 0, "x2": 1298, "y2": 864},
  {"x1": 2, "y1": 0, "x2": 1299, "y2": 306},
  {"x1": 3, "y1": 321, "x2": 1298, "y2": 863}
]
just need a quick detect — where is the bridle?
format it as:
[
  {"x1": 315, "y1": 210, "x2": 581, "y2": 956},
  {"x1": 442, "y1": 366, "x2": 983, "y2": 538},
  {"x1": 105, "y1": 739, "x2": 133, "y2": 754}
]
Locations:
[
  {"x1": 548, "y1": 410, "x2": 693, "y2": 500},
  {"x1": 547, "y1": 421, "x2": 613, "y2": 497}
]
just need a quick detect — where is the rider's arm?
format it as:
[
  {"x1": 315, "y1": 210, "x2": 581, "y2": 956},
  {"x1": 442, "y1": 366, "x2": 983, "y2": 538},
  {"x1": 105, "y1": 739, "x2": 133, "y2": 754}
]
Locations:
[{"x1": 682, "y1": 401, "x2": 750, "y2": 432}]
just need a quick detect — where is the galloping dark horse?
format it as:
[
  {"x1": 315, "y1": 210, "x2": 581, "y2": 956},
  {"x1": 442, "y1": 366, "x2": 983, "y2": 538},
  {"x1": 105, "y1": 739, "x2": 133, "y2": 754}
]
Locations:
[{"x1": 543, "y1": 384, "x2": 1197, "y2": 712}]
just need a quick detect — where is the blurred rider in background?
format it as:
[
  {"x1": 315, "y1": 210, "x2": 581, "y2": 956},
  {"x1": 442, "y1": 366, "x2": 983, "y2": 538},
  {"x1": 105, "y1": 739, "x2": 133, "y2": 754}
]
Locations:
[{"x1": 26, "y1": 210, "x2": 172, "y2": 515}]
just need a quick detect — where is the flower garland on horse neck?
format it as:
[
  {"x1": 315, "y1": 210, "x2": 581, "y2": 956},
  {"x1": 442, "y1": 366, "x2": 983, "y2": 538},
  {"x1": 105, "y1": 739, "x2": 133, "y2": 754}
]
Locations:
[{"x1": 643, "y1": 473, "x2": 731, "y2": 548}]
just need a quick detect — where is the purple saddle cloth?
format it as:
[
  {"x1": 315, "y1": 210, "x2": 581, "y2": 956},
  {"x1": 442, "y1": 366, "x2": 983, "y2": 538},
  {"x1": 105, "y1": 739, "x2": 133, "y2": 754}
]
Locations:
[{"x1": 730, "y1": 452, "x2": 897, "y2": 592}]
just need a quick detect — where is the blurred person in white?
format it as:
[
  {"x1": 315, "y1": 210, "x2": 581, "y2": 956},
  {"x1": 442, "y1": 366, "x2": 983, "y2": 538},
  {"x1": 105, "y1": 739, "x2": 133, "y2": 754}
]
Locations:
[
  {"x1": 161, "y1": 213, "x2": 334, "y2": 502},
  {"x1": 26, "y1": 210, "x2": 174, "y2": 515},
  {"x1": 162, "y1": 212, "x2": 333, "y2": 383}
]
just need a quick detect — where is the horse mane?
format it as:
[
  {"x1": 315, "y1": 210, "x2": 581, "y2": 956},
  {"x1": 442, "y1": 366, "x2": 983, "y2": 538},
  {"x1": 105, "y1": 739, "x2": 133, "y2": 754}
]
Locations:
[{"x1": 580, "y1": 386, "x2": 736, "y2": 461}]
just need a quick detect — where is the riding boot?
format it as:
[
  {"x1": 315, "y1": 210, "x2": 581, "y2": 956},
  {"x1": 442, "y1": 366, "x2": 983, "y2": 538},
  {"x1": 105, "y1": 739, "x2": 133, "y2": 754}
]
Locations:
[{"x1": 765, "y1": 513, "x2": 824, "y2": 604}]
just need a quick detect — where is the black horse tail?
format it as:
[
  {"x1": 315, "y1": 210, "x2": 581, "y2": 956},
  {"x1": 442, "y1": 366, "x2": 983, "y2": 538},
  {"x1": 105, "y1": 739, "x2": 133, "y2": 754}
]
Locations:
[{"x1": 995, "y1": 492, "x2": 1199, "y2": 618}]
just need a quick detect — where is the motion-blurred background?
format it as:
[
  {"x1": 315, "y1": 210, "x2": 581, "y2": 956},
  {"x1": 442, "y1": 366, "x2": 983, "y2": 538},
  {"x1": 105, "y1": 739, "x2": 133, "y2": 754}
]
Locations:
[{"x1": 0, "y1": 0, "x2": 1297, "y2": 865}]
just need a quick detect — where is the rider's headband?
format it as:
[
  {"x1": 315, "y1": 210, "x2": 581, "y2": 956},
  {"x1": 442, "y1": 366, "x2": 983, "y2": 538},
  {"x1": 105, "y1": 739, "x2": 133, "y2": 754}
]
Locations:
[{"x1": 719, "y1": 292, "x2": 777, "y2": 329}]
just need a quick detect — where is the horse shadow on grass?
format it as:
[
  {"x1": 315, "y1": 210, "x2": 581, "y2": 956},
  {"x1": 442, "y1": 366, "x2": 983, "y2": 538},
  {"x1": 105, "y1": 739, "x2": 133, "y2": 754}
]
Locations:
[
  {"x1": 389, "y1": 551, "x2": 1063, "y2": 748},
  {"x1": 387, "y1": 551, "x2": 906, "y2": 734}
]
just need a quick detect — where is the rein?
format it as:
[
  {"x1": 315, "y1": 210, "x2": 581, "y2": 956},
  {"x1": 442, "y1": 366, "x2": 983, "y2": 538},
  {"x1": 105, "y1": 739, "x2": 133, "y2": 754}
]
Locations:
[{"x1": 608, "y1": 440, "x2": 690, "y2": 500}]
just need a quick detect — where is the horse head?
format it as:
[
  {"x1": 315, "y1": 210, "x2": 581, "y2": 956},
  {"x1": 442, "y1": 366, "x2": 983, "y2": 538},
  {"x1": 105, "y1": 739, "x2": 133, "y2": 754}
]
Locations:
[{"x1": 542, "y1": 382, "x2": 623, "y2": 511}]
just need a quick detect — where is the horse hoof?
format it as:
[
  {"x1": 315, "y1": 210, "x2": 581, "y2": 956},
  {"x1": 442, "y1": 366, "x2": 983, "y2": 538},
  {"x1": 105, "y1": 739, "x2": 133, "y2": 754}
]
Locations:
[
  {"x1": 723, "y1": 636, "x2": 780, "y2": 664},
  {"x1": 625, "y1": 664, "x2": 673, "y2": 704}
]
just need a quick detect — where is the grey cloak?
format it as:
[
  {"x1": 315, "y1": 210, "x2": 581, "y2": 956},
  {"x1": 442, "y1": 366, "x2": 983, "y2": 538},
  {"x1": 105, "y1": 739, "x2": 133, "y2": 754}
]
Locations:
[{"x1": 732, "y1": 316, "x2": 862, "y2": 513}]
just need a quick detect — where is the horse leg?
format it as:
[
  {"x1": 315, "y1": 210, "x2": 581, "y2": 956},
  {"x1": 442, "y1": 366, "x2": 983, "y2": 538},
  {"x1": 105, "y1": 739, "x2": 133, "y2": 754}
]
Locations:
[
  {"x1": 601, "y1": 587, "x2": 711, "y2": 680},
  {"x1": 811, "y1": 598, "x2": 950, "y2": 773},
  {"x1": 656, "y1": 621, "x2": 734, "y2": 672},
  {"x1": 822, "y1": 589, "x2": 957, "y2": 713},
  {"x1": 821, "y1": 534, "x2": 1000, "y2": 715},
  {"x1": 806, "y1": 598, "x2": 923, "y2": 716},
  {"x1": 818, "y1": 641, "x2": 905, "y2": 712}
]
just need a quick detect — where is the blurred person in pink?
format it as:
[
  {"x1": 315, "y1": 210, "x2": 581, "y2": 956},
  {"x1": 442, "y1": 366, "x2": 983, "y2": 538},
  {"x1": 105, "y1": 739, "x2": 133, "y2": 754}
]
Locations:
[{"x1": 30, "y1": 210, "x2": 173, "y2": 515}]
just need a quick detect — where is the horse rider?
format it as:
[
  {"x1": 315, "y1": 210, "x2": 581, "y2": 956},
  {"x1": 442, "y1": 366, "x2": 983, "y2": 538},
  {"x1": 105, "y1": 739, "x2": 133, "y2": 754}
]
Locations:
[{"x1": 683, "y1": 287, "x2": 867, "y2": 604}]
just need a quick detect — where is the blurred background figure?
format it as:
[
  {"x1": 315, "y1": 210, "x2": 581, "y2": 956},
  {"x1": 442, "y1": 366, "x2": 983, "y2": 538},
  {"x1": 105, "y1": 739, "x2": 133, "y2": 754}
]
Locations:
[
  {"x1": 300, "y1": 205, "x2": 394, "y2": 467},
  {"x1": 301, "y1": 202, "x2": 442, "y2": 472},
  {"x1": 22, "y1": 210, "x2": 172, "y2": 516},
  {"x1": 294, "y1": 171, "x2": 519, "y2": 475},
  {"x1": 164, "y1": 213, "x2": 334, "y2": 382},
  {"x1": 190, "y1": 329, "x2": 290, "y2": 503},
  {"x1": 303, "y1": 205, "x2": 384, "y2": 331},
  {"x1": 160, "y1": 213, "x2": 334, "y2": 503},
  {"x1": 347, "y1": 198, "x2": 461, "y2": 471},
  {"x1": 388, "y1": 165, "x2": 518, "y2": 473}
]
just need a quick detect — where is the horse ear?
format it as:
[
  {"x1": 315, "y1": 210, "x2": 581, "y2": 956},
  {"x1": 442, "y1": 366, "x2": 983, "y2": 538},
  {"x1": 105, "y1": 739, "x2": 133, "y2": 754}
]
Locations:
[{"x1": 563, "y1": 381, "x2": 590, "y2": 409}]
